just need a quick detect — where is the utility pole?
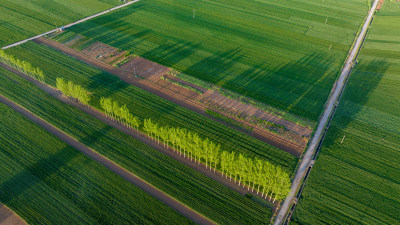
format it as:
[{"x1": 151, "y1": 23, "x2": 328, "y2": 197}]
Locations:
[{"x1": 193, "y1": 9, "x2": 196, "y2": 19}]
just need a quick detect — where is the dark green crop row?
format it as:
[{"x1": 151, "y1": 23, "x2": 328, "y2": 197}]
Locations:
[
  {"x1": 6, "y1": 42, "x2": 297, "y2": 172},
  {"x1": 0, "y1": 64, "x2": 273, "y2": 224},
  {"x1": 0, "y1": 0, "x2": 120, "y2": 46},
  {"x1": 0, "y1": 101, "x2": 192, "y2": 225},
  {"x1": 69, "y1": 0, "x2": 369, "y2": 120},
  {"x1": 292, "y1": 3, "x2": 400, "y2": 224}
]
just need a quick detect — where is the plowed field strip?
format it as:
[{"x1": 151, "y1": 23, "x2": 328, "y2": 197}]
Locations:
[{"x1": 35, "y1": 37, "x2": 305, "y2": 156}]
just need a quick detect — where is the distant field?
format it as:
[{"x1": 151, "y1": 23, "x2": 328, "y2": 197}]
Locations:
[
  {"x1": 292, "y1": 2, "x2": 400, "y2": 224},
  {"x1": 0, "y1": 103, "x2": 192, "y2": 224},
  {"x1": 0, "y1": 0, "x2": 119, "y2": 46},
  {"x1": 0, "y1": 65, "x2": 275, "y2": 224},
  {"x1": 6, "y1": 42, "x2": 297, "y2": 170},
  {"x1": 69, "y1": 0, "x2": 369, "y2": 120}
]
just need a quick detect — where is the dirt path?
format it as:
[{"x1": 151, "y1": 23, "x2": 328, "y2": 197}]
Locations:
[
  {"x1": 274, "y1": 0, "x2": 380, "y2": 224},
  {"x1": 377, "y1": 0, "x2": 385, "y2": 10},
  {"x1": 0, "y1": 93, "x2": 215, "y2": 225},
  {"x1": 0, "y1": 204, "x2": 27, "y2": 225},
  {"x1": 1, "y1": 0, "x2": 140, "y2": 50},
  {"x1": 34, "y1": 37, "x2": 305, "y2": 157},
  {"x1": 1, "y1": 62, "x2": 279, "y2": 207}
]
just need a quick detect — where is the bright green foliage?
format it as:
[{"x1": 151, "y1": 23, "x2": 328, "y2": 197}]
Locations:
[
  {"x1": 293, "y1": 3, "x2": 400, "y2": 224},
  {"x1": 0, "y1": 50, "x2": 44, "y2": 82},
  {"x1": 56, "y1": 78, "x2": 90, "y2": 105},
  {"x1": 0, "y1": 103, "x2": 193, "y2": 225},
  {"x1": 100, "y1": 97, "x2": 141, "y2": 130},
  {"x1": 141, "y1": 118, "x2": 291, "y2": 201},
  {"x1": 70, "y1": 0, "x2": 369, "y2": 120},
  {"x1": 6, "y1": 41, "x2": 298, "y2": 172},
  {"x1": 0, "y1": 0, "x2": 120, "y2": 46},
  {"x1": 0, "y1": 65, "x2": 273, "y2": 224}
]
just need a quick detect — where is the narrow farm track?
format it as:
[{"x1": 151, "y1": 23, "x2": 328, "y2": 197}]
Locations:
[
  {"x1": 0, "y1": 62, "x2": 279, "y2": 207},
  {"x1": 0, "y1": 94, "x2": 215, "y2": 225},
  {"x1": 0, "y1": 203, "x2": 27, "y2": 225},
  {"x1": 34, "y1": 37, "x2": 305, "y2": 157},
  {"x1": 0, "y1": 0, "x2": 140, "y2": 50},
  {"x1": 274, "y1": 0, "x2": 380, "y2": 224}
]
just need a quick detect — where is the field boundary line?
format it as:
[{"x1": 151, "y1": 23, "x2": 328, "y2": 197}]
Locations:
[
  {"x1": 1, "y1": 0, "x2": 140, "y2": 50},
  {"x1": 273, "y1": 0, "x2": 380, "y2": 224},
  {"x1": 0, "y1": 94, "x2": 215, "y2": 225}
]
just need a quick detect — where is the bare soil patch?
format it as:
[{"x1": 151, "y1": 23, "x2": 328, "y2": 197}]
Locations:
[
  {"x1": 81, "y1": 42, "x2": 130, "y2": 65},
  {"x1": 0, "y1": 204, "x2": 27, "y2": 225},
  {"x1": 377, "y1": 0, "x2": 385, "y2": 10},
  {"x1": 35, "y1": 37, "x2": 310, "y2": 156}
]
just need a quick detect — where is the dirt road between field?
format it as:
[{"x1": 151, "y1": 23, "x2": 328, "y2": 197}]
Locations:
[
  {"x1": 1, "y1": 0, "x2": 140, "y2": 50},
  {"x1": 0, "y1": 204, "x2": 27, "y2": 225},
  {"x1": 274, "y1": 0, "x2": 380, "y2": 224},
  {"x1": 0, "y1": 94, "x2": 215, "y2": 225},
  {"x1": 34, "y1": 37, "x2": 306, "y2": 156},
  {"x1": 1, "y1": 62, "x2": 279, "y2": 207}
]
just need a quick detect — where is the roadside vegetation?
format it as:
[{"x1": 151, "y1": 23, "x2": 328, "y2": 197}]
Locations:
[
  {"x1": 292, "y1": 2, "x2": 400, "y2": 224},
  {"x1": 0, "y1": 102, "x2": 193, "y2": 225},
  {"x1": 0, "y1": 64, "x2": 274, "y2": 224}
]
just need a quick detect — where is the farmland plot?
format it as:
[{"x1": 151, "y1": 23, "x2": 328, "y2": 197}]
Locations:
[
  {"x1": 0, "y1": 0, "x2": 119, "y2": 46},
  {"x1": 5, "y1": 41, "x2": 297, "y2": 170},
  {"x1": 0, "y1": 103, "x2": 192, "y2": 225},
  {"x1": 292, "y1": 2, "x2": 400, "y2": 224},
  {"x1": 0, "y1": 65, "x2": 275, "y2": 224},
  {"x1": 69, "y1": 0, "x2": 369, "y2": 120}
]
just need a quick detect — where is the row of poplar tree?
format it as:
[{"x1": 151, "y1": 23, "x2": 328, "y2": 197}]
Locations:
[
  {"x1": 97, "y1": 96, "x2": 291, "y2": 201},
  {"x1": 142, "y1": 118, "x2": 291, "y2": 202},
  {"x1": 0, "y1": 50, "x2": 45, "y2": 82},
  {"x1": 0, "y1": 51, "x2": 290, "y2": 201},
  {"x1": 100, "y1": 97, "x2": 141, "y2": 130},
  {"x1": 56, "y1": 78, "x2": 91, "y2": 105}
]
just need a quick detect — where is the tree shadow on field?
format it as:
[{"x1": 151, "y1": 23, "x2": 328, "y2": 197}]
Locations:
[
  {"x1": 142, "y1": 40, "x2": 201, "y2": 67},
  {"x1": 182, "y1": 48, "x2": 244, "y2": 83},
  {"x1": 85, "y1": 70, "x2": 130, "y2": 98},
  {"x1": 182, "y1": 51, "x2": 337, "y2": 121},
  {"x1": 0, "y1": 125, "x2": 113, "y2": 207}
]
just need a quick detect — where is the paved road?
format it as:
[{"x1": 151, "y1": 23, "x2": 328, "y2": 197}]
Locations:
[
  {"x1": 1, "y1": 0, "x2": 140, "y2": 50},
  {"x1": 0, "y1": 94, "x2": 216, "y2": 225},
  {"x1": 273, "y1": 0, "x2": 380, "y2": 224}
]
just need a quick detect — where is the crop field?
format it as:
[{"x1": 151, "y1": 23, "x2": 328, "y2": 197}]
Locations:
[
  {"x1": 292, "y1": 2, "x2": 400, "y2": 224},
  {"x1": 69, "y1": 0, "x2": 369, "y2": 120},
  {"x1": 0, "y1": 102, "x2": 192, "y2": 224},
  {"x1": 0, "y1": 65, "x2": 277, "y2": 224},
  {"x1": 5, "y1": 41, "x2": 297, "y2": 170},
  {"x1": 0, "y1": 0, "x2": 120, "y2": 46}
]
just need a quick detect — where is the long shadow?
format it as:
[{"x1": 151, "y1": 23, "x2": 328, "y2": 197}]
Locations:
[
  {"x1": 213, "y1": 52, "x2": 336, "y2": 121},
  {"x1": 85, "y1": 70, "x2": 129, "y2": 98},
  {"x1": 0, "y1": 120, "x2": 113, "y2": 206}
]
